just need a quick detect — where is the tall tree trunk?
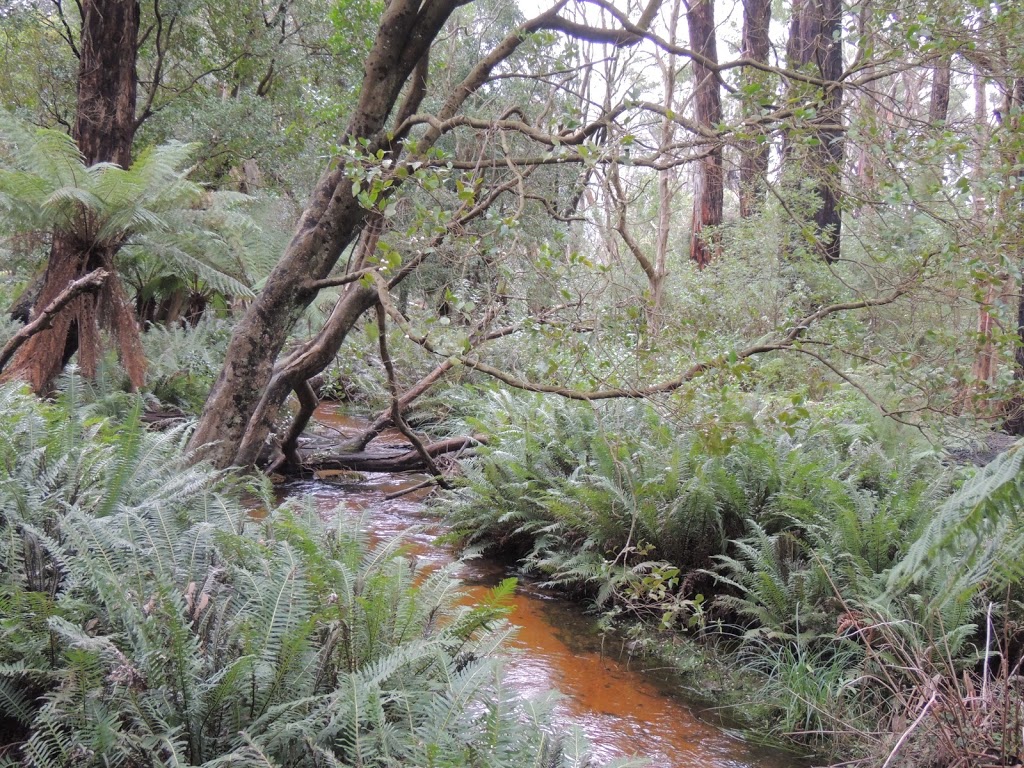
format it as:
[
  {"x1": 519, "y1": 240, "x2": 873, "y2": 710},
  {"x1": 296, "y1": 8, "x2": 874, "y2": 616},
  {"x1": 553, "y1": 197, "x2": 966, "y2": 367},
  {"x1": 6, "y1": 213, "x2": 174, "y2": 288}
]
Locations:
[
  {"x1": 738, "y1": 0, "x2": 771, "y2": 218},
  {"x1": 1, "y1": 0, "x2": 144, "y2": 393},
  {"x1": 686, "y1": 0, "x2": 723, "y2": 268},
  {"x1": 929, "y1": 55, "x2": 952, "y2": 124},
  {"x1": 651, "y1": 0, "x2": 681, "y2": 333},
  {"x1": 1000, "y1": 77, "x2": 1024, "y2": 433},
  {"x1": 971, "y1": 67, "x2": 997, "y2": 386},
  {"x1": 784, "y1": 0, "x2": 845, "y2": 263}
]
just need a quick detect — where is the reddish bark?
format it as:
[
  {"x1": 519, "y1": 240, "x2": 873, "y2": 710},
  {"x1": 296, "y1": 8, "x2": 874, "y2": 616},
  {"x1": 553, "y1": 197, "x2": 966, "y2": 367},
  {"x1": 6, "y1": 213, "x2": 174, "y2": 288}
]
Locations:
[{"x1": 686, "y1": 0, "x2": 723, "y2": 268}]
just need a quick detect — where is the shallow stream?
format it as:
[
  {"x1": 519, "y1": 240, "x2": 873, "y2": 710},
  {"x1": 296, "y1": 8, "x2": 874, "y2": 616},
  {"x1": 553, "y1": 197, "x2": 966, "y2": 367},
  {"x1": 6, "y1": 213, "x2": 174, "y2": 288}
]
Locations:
[{"x1": 282, "y1": 407, "x2": 799, "y2": 767}]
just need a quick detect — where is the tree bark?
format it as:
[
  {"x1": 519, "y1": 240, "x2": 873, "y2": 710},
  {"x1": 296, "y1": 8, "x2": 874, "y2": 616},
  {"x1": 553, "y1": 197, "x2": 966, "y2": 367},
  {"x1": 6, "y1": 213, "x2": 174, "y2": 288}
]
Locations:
[
  {"x1": 738, "y1": 0, "x2": 772, "y2": 218},
  {"x1": 929, "y1": 56, "x2": 952, "y2": 124},
  {"x1": 971, "y1": 67, "x2": 997, "y2": 386},
  {"x1": 301, "y1": 434, "x2": 486, "y2": 474},
  {"x1": 784, "y1": 0, "x2": 844, "y2": 263},
  {"x1": 0, "y1": 270, "x2": 108, "y2": 373},
  {"x1": 1, "y1": 0, "x2": 144, "y2": 394},
  {"x1": 1000, "y1": 77, "x2": 1024, "y2": 434},
  {"x1": 686, "y1": 0, "x2": 723, "y2": 268},
  {"x1": 190, "y1": 1, "x2": 650, "y2": 469},
  {"x1": 187, "y1": 0, "x2": 464, "y2": 468}
]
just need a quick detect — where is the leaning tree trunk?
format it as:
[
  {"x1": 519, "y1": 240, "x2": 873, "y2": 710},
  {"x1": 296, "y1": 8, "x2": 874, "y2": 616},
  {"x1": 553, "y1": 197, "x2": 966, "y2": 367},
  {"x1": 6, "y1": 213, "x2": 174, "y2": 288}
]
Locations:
[
  {"x1": 738, "y1": 0, "x2": 771, "y2": 218},
  {"x1": 2, "y1": 0, "x2": 145, "y2": 393},
  {"x1": 784, "y1": 0, "x2": 844, "y2": 263},
  {"x1": 686, "y1": 0, "x2": 723, "y2": 268},
  {"x1": 187, "y1": 0, "x2": 466, "y2": 468},
  {"x1": 189, "y1": 1, "x2": 666, "y2": 469}
]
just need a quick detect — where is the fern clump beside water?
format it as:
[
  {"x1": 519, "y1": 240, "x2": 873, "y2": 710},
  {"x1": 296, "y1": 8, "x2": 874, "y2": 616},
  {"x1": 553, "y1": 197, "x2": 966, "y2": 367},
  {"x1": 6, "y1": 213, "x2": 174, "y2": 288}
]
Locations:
[
  {"x1": 442, "y1": 393, "x2": 943, "y2": 621},
  {"x1": 0, "y1": 379, "x2": 629, "y2": 768},
  {"x1": 441, "y1": 391, "x2": 1024, "y2": 764}
]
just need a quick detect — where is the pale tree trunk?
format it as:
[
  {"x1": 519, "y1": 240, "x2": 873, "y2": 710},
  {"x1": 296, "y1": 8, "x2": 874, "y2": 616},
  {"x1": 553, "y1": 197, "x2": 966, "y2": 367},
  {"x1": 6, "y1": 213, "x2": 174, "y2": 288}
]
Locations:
[
  {"x1": 650, "y1": 0, "x2": 682, "y2": 334},
  {"x1": 784, "y1": 0, "x2": 844, "y2": 263},
  {"x1": 738, "y1": 0, "x2": 771, "y2": 218},
  {"x1": 971, "y1": 67, "x2": 997, "y2": 386},
  {"x1": 2, "y1": 0, "x2": 145, "y2": 393},
  {"x1": 686, "y1": 0, "x2": 723, "y2": 268},
  {"x1": 853, "y1": 0, "x2": 877, "y2": 204}
]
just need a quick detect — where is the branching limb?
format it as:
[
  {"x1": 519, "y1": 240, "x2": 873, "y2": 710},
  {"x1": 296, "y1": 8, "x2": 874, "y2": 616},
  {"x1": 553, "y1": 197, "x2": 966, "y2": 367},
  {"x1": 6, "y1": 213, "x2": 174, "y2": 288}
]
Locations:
[
  {"x1": 345, "y1": 299, "x2": 514, "y2": 451},
  {"x1": 375, "y1": 303, "x2": 451, "y2": 489},
  {"x1": 378, "y1": 259, "x2": 929, "y2": 403},
  {"x1": 279, "y1": 379, "x2": 319, "y2": 471}
]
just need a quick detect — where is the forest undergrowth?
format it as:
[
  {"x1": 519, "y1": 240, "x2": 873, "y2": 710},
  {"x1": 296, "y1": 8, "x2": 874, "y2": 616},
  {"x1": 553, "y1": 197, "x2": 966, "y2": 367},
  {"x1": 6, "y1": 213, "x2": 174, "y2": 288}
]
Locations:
[
  {"x1": 440, "y1": 390, "x2": 1024, "y2": 767},
  {"x1": 0, "y1": 375, "x2": 636, "y2": 768}
]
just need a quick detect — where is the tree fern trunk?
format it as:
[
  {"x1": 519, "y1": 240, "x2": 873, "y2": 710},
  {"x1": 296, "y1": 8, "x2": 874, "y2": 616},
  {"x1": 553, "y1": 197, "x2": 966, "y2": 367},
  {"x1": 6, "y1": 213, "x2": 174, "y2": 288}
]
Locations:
[{"x1": 2, "y1": 0, "x2": 145, "y2": 393}]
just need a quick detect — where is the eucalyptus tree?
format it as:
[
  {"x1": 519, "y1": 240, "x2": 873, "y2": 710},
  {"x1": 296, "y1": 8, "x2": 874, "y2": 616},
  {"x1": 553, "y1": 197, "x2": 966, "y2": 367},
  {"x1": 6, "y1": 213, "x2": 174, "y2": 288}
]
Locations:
[
  {"x1": 685, "y1": 0, "x2": 723, "y2": 267},
  {"x1": 737, "y1": 0, "x2": 772, "y2": 218}
]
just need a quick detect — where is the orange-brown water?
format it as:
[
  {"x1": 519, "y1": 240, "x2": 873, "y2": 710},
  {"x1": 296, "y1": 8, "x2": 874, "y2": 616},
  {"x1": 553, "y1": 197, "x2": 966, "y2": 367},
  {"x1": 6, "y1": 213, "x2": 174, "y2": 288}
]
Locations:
[{"x1": 280, "y1": 406, "x2": 799, "y2": 767}]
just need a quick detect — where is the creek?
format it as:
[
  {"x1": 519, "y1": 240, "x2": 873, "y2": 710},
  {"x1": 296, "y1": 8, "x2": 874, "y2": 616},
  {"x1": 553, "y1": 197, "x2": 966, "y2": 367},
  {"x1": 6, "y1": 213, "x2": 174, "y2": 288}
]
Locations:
[{"x1": 281, "y1": 406, "x2": 799, "y2": 768}]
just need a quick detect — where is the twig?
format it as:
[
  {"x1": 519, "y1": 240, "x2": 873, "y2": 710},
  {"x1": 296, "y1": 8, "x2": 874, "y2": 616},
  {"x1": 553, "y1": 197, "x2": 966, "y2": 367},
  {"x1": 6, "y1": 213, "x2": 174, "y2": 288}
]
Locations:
[
  {"x1": 374, "y1": 303, "x2": 451, "y2": 489},
  {"x1": 881, "y1": 692, "x2": 937, "y2": 768},
  {"x1": 384, "y1": 478, "x2": 437, "y2": 500}
]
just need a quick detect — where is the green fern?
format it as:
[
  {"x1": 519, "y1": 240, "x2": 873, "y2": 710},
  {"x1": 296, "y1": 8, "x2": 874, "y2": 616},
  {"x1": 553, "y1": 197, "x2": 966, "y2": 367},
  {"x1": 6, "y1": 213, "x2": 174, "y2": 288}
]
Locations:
[
  {"x1": 0, "y1": 112, "x2": 273, "y2": 313},
  {"x1": 1, "y1": 380, "x2": 629, "y2": 767}
]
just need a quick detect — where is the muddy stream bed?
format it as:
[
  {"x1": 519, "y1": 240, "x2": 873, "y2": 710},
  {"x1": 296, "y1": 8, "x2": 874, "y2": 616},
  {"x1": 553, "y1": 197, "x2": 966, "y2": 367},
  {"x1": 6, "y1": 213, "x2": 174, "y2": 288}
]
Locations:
[{"x1": 280, "y1": 407, "x2": 800, "y2": 767}]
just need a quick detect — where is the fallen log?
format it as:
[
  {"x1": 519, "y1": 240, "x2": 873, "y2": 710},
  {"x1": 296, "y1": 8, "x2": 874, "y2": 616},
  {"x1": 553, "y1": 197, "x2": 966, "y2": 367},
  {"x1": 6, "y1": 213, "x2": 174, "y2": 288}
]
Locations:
[{"x1": 298, "y1": 433, "x2": 487, "y2": 474}]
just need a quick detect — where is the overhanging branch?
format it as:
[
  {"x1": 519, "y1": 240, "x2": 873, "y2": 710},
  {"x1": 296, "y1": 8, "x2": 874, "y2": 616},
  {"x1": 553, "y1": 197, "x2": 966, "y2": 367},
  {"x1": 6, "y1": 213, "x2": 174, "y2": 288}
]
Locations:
[{"x1": 0, "y1": 270, "x2": 109, "y2": 374}]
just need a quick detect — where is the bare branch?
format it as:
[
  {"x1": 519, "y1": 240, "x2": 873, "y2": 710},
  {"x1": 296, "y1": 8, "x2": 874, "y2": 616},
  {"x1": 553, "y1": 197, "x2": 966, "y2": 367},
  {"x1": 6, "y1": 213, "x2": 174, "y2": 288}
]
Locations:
[
  {"x1": 375, "y1": 303, "x2": 451, "y2": 488},
  {"x1": 0, "y1": 270, "x2": 108, "y2": 373}
]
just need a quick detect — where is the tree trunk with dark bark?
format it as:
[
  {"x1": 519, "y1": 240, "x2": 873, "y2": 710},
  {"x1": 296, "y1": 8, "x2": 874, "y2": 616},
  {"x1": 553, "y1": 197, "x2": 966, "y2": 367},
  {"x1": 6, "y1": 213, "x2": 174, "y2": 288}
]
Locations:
[
  {"x1": 1, "y1": 0, "x2": 145, "y2": 394},
  {"x1": 929, "y1": 56, "x2": 952, "y2": 124},
  {"x1": 738, "y1": 0, "x2": 772, "y2": 218},
  {"x1": 784, "y1": 0, "x2": 844, "y2": 263},
  {"x1": 686, "y1": 0, "x2": 723, "y2": 268},
  {"x1": 1000, "y1": 77, "x2": 1024, "y2": 434}
]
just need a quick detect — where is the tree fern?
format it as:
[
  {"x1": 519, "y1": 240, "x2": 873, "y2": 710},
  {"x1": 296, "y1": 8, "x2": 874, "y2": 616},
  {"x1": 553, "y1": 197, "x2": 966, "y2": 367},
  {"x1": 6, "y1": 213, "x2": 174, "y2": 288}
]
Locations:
[{"x1": 0, "y1": 113, "x2": 272, "y2": 314}]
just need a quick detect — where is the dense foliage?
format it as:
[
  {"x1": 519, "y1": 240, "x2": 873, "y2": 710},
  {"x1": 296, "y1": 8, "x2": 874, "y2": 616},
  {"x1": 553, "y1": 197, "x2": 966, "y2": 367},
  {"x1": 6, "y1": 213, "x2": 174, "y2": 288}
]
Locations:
[
  {"x1": 1, "y1": 0, "x2": 1024, "y2": 765},
  {"x1": 442, "y1": 390, "x2": 1024, "y2": 763},
  {"x1": 0, "y1": 378, "x2": 628, "y2": 768}
]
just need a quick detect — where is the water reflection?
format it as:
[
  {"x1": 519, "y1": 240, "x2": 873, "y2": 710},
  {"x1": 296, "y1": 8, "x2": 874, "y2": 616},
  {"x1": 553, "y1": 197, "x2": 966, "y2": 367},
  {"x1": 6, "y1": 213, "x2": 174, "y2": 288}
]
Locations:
[{"x1": 279, "y1": 462, "x2": 796, "y2": 768}]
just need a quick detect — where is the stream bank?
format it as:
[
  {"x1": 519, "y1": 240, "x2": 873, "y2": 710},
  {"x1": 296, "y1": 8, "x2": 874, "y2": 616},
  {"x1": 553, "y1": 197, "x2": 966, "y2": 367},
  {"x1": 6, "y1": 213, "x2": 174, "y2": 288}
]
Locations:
[{"x1": 278, "y1": 406, "x2": 806, "y2": 768}]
